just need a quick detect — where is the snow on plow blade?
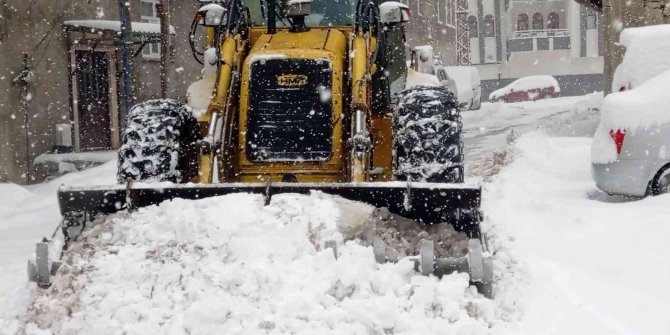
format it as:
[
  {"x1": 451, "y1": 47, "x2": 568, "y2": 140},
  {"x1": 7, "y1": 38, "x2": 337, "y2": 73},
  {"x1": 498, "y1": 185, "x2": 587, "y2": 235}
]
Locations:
[
  {"x1": 31, "y1": 182, "x2": 492, "y2": 297},
  {"x1": 58, "y1": 182, "x2": 482, "y2": 228}
]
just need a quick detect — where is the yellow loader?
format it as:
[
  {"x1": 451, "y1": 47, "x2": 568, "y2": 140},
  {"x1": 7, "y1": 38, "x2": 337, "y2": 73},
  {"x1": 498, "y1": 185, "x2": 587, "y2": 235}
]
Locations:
[{"x1": 29, "y1": 0, "x2": 493, "y2": 297}]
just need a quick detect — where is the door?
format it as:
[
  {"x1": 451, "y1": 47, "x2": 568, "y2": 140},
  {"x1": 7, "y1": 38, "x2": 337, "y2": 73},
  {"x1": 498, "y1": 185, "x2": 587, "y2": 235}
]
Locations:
[{"x1": 75, "y1": 50, "x2": 112, "y2": 151}]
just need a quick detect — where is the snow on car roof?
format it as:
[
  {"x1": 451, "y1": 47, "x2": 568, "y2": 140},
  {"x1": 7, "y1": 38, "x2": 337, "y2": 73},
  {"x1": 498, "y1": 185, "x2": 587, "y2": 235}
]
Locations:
[
  {"x1": 63, "y1": 20, "x2": 176, "y2": 35},
  {"x1": 602, "y1": 68, "x2": 670, "y2": 132},
  {"x1": 613, "y1": 24, "x2": 670, "y2": 90},
  {"x1": 489, "y1": 75, "x2": 559, "y2": 100}
]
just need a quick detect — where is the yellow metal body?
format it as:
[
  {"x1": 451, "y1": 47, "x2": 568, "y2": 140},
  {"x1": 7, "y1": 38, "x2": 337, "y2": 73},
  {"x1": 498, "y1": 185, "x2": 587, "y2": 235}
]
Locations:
[{"x1": 196, "y1": 26, "x2": 394, "y2": 184}]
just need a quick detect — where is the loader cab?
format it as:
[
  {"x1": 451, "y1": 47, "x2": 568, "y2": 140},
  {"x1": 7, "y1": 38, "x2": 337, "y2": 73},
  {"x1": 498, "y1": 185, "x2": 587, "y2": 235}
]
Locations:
[
  {"x1": 189, "y1": 0, "x2": 414, "y2": 183},
  {"x1": 247, "y1": 0, "x2": 359, "y2": 28}
]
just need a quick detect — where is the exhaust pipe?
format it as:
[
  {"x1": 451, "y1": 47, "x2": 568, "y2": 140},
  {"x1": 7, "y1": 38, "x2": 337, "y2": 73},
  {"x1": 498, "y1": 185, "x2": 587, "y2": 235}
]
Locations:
[{"x1": 267, "y1": 0, "x2": 277, "y2": 34}]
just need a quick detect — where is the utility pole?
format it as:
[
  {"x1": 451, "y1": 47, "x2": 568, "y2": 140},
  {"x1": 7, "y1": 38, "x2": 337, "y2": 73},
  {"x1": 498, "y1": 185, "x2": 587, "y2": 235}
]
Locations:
[
  {"x1": 158, "y1": 0, "x2": 172, "y2": 99},
  {"x1": 15, "y1": 54, "x2": 34, "y2": 182},
  {"x1": 456, "y1": 0, "x2": 471, "y2": 66},
  {"x1": 118, "y1": 0, "x2": 134, "y2": 112}
]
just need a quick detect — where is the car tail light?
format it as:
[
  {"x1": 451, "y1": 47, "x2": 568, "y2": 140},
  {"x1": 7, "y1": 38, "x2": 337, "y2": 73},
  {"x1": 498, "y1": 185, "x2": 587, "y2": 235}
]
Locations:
[{"x1": 609, "y1": 129, "x2": 626, "y2": 155}]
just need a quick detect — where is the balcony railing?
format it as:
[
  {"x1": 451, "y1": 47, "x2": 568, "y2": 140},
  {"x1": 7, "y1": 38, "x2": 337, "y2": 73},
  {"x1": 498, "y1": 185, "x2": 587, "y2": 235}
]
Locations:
[
  {"x1": 507, "y1": 29, "x2": 571, "y2": 55},
  {"x1": 510, "y1": 29, "x2": 569, "y2": 39}
]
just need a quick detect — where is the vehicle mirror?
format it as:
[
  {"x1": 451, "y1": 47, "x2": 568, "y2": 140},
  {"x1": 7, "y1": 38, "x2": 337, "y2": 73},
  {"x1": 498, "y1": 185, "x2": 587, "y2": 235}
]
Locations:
[
  {"x1": 379, "y1": 1, "x2": 411, "y2": 25},
  {"x1": 197, "y1": 3, "x2": 227, "y2": 27},
  {"x1": 282, "y1": 0, "x2": 313, "y2": 18}
]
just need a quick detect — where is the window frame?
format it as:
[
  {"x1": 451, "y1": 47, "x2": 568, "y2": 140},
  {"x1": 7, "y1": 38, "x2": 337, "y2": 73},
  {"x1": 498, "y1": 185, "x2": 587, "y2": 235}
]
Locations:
[
  {"x1": 437, "y1": 0, "x2": 446, "y2": 24},
  {"x1": 467, "y1": 15, "x2": 479, "y2": 38},
  {"x1": 517, "y1": 13, "x2": 529, "y2": 31},
  {"x1": 140, "y1": 0, "x2": 161, "y2": 60},
  {"x1": 483, "y1": 14, "x2": 495, "y2": 37},
  {"x1": 532, "y1": 12, "x2": 544, "y2": 30}
]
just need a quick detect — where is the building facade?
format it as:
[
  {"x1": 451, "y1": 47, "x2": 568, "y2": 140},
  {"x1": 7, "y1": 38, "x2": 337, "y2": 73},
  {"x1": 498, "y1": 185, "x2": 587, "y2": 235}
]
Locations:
[
  {"x1": 466, "y1": 0, "x2": 604, "y2": 99},
  {"x1": 0, "y1": 0, "x2": 202, "y2": 184},
  {"x1": 401, "y1": 0, "x2": 459, "y2": 65}
]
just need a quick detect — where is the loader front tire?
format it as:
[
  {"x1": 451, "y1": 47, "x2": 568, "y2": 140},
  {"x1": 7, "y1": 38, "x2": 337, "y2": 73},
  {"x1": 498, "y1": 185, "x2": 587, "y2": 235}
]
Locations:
[
  {"x1": 117, "y1": 99, "x2": 201, "y2": 184},
  {"x1": 394, "y1": 85, "x2": 464, "y2": 183}
]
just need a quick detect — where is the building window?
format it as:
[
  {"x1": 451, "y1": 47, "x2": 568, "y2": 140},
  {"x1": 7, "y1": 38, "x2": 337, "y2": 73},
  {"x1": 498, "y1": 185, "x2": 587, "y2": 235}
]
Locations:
[
  {"x1": 517, "y1": 13, "x2": 529, "y2": 31},
  {"x1": 532, "y1": 13, "x2": 544, "y2": 30},
  {"x1": 409, "y1": 0, "x2": 419, "y2": 18},
  {"x1": 585, "y1": 12, "x2": 598, "y2": 29},
  {"x1": 437, "y1": 0, "x2": 445, "y2": 24},
  {"x1": 140, "y1": 0, "x2": 160, "y2": 59},
  {"x1": 547, "y1": 12, "x2": 559, "y2": 29},
  {"x1": 467, "y1": 15, "x2": 478, "y2": 37},
  {"x1": 484, "y1": 15, "x2": 495, "y2": 37},
  {"x1": 447, "y1": 0, "x2": 456, "y2": 25}
]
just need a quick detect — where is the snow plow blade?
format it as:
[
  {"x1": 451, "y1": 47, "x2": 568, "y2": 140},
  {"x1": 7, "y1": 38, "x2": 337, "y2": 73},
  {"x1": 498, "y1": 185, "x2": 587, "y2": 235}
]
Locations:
[
  {"x1": 30, "y1": 182, "x2": 492, "y2": 297},
  {"x1": 57, "y1": 182, "x2": 482, "y2": 229}
]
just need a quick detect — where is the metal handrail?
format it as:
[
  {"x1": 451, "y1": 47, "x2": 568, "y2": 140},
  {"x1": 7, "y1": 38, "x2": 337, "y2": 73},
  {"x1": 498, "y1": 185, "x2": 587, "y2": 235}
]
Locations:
[{"x1": 510, "y1": 29, "x2": 569, "y2": 39}]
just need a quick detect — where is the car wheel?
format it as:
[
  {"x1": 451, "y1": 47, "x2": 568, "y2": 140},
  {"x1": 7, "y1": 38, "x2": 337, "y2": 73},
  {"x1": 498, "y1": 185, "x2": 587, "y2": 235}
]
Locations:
[{"x1": 649, "y1": 165, "x2": 670, "y2": 196}]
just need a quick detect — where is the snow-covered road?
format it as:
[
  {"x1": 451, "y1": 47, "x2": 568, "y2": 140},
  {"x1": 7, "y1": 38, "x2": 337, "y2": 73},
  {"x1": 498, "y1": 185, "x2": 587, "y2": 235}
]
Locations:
[
  {"x1": 463, "y1": 93, "x2": 602, "y2": 174},
  {"x1": 2, "y1": 95, "x2": 669, "y2": 334},
  {"x1": 485, "y1": 134, "x2": 670, "y2": 334}
]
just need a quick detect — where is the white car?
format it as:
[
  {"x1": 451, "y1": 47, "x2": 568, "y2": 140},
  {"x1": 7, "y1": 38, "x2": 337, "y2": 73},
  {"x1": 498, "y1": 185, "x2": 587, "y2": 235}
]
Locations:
[
  {"x1": 591, "y1": 25, "x2": 670, "y2": 197},
  {"x1": 435, "y1": 66, "x2": 481, "y2": 110},
  {"x1": 591, "y1": 70, "x2": 670, "y2": 196}
]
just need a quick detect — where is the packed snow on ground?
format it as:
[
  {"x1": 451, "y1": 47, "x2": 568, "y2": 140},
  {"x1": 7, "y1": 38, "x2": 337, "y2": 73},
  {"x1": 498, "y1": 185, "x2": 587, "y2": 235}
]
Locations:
[
  {"x1": 489, "y1": 76, "x2": 559, "y2": 101},
  {"x1": 0, "y1": 162, "x2": 117, "y2": 335},
  {"x1": 484, "y1": 132, "x2": 670, "y2": 334},
  {"x1": 19, "y1": 193, "x2": 506, "y2": 335},
  {"x1": 613, "y1": 24, "x2": 670, "y2": 92}
]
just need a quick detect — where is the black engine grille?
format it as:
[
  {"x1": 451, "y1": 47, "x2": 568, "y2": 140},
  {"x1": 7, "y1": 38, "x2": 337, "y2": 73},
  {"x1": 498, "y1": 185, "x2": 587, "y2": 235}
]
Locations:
[{"x1": 247, "y1": 58, "x2": 333, "y2": 162}]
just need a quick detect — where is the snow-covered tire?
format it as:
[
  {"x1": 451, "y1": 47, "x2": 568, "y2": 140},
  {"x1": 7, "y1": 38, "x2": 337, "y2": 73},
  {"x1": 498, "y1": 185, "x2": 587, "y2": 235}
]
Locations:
[
  {"x1": 393, "y1": 85, "x2": 464, "y2": 183},
  {"x1": 117, "y1": 99, "x2": 201, "y2": 184}
]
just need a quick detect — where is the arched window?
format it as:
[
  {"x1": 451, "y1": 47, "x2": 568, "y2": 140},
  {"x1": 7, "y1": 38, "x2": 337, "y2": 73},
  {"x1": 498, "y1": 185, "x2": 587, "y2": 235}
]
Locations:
[
  {"x1": 484, "y1": 15, "x2": 495, "y2": 37},
  {"x1": 467, "y1": 16, "x2": 479, "y2": 38},
  {"x1": 517, "y1": 13, "x2": 529, "y2": 31},
  {"x1": 547, "y1": 12, "x2": 559, "y2": 29},
  {"x1": 532, "y1": 13, "x2": 544, "y2": 30}
]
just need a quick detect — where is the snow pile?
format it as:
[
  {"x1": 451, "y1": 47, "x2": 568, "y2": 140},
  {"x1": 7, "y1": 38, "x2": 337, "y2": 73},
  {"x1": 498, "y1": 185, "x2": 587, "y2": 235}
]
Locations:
[
  {"x1": 21, "y1": 193, "x2": 505, "y2": 334},
  {"x1": 0, "y1": 162, "x2": 118, "y2": 335},
  {"x1": 489, "y1": 76, "x2": 559, "y2": 101},
  {"x1": 484, "y1": 132, "x2": 670, "y2": 334},
  {"x1": 613, "y1": 24, "x2": 670, "y2": 92},
  {"x1": 592, "y1": 69, "x2": 670, "y2": 164}
]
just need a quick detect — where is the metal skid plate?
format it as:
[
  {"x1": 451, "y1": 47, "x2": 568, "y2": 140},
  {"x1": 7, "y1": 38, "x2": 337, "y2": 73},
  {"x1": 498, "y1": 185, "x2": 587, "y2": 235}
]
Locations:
[{"x1": 58, "y1": 182, "x2": 481, "y2": 226}]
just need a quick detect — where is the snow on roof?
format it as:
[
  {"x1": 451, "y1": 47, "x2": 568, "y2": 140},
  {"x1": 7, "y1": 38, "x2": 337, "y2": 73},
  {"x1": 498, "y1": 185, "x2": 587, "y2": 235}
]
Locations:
[
  {"x1": 489, "y1": 75, "x2": 559, "y2": 100},
  {"x1": 63, "y1": 20, "x2": 176, "y2": 35}
]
